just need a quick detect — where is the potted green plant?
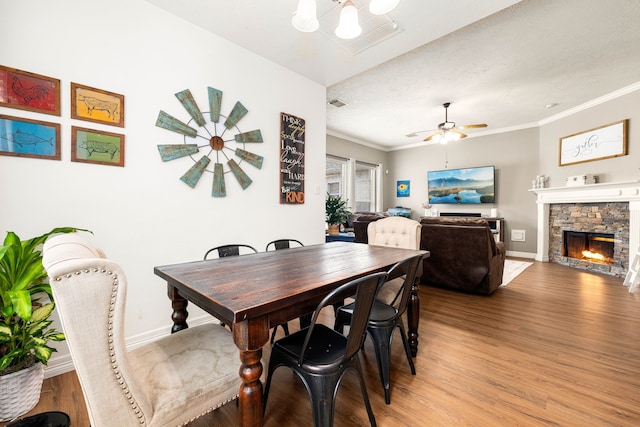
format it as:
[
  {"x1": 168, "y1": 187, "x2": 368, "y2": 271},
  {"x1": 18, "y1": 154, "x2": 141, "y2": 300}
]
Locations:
[
  {"x1": 0, "y1": 227, "x2": 87, "y2": 421},
  {"x1": 325, "y1": 194, "x2": 352, "y2": 236}
]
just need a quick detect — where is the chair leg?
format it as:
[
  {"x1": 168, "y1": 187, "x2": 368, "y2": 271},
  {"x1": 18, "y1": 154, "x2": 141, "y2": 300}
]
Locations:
[
  {"x1": 352, "y1": 359, "x2": 377, "y2": 427},
  {"x1": 306, "y1": 373, "x2": 340, "y2": 427},
  {"x1": 367, "y1": 325, "x2": 395, "y2": 404}
]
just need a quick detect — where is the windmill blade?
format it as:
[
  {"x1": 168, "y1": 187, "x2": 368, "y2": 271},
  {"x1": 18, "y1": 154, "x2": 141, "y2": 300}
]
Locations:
[
  {"x1": 156, "y1": 111, "x2": 198, "y2": 138},
  {"x1": 228, "y1": 159, "x2": 252, "y2": 189},
  {"x1": 212, "y1": 163, "x2": 226, "y2": 197},
  {"x1": 458, "y1": 123, "x2": 488, "y2": 130},
  {"x1": 234, "y1": 129, "x2": 263, "y2": 143},
  {"x1": 180, "y1": 156, "x2": 210, "y2": 188},
  {"x1": 236, "y1": 148, "x2": 263, "y2": 169},
  {"x1": 208, "y1": 87, "x2": 223, "y2": 123},
  {"x1": 157, "y1": 144, "x2": 198, "y2": 161},
  {"x1": 175, "y1": 89, "x2": 205, "y2": 127},
  {"x1": 224, "y1": 101, "x2": 248, "y2": 129}
]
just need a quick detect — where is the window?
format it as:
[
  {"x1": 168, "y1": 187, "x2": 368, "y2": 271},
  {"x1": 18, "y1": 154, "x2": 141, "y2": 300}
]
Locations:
[
  {"x1": 355, "y1": 162, "x2": 376, "y2": 212},
  {"x1": 326, "y1": 156, "x2": 381, "y2": 213},
  {"x1": 326, "y1": 156, "x2": 347, "y2": 198}
]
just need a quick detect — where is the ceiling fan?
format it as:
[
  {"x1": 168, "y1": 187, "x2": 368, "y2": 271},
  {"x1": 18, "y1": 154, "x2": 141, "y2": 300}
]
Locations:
[{"x1": 409, "y1": 102, "x2": 487, "y2": 143}]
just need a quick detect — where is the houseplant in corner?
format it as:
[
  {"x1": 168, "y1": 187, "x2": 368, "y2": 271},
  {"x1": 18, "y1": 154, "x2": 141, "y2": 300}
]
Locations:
[
  {"x1": 325, "y1": 193, "x2": 352, "y2": 236},
  {"x1": 0, "y1": 227, "x2": 87, "y2": 421}
]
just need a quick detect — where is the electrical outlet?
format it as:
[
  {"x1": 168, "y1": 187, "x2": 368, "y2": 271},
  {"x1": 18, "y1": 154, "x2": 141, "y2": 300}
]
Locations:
[{"x1": 511, "y1": 230, "x2": 526, "y2": 242}]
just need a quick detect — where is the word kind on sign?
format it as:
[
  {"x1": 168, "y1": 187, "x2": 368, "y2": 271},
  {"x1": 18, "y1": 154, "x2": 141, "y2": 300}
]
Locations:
[{"x1": 280, "y1": 112, "x2": 305, "y2": 204}]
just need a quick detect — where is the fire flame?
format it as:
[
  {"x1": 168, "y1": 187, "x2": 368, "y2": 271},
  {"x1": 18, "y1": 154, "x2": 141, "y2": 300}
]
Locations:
[{"x1": 582, "y1": 250, "x2": 605, "y2": 261}]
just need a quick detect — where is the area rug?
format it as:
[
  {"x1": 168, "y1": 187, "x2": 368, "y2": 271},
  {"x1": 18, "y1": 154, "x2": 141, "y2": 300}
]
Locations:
[{"x1": 501, "y1": 259, "x2": 533, "y2": 287}]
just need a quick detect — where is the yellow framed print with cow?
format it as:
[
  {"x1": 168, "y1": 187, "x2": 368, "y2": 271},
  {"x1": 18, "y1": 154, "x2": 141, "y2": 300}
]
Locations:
[
  {"x1": 71, "y1": 83, "x2": 124, "y2": 127},
  {"x1": 72, "y1": 125, "x2": 125, "y2": 167}
]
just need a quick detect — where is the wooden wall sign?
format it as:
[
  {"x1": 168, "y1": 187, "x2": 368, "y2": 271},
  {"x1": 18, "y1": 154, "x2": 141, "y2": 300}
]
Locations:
[{"x1": 280, "y1": 112, "x2": 305, "y2": 204}]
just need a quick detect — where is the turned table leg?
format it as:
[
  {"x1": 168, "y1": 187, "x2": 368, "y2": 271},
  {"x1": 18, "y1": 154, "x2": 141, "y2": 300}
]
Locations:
[{"x1": 168, "y1": 285, "x2": 188, "y2": 333}]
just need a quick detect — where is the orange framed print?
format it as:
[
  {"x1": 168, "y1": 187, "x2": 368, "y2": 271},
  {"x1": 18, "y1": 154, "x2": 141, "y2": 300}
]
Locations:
[
  {"x1": 72, "y1": 126, "x2": 125, "y2": 167},
  {"x1": 71, "y1": 83, "x2": 124, "y2": 127},
  {"x1": 0, "y1": 114, "x2": 61, "y2": 160},
  {"x1": 0, "y1": 65, "x2": 61, "y2": 116}
]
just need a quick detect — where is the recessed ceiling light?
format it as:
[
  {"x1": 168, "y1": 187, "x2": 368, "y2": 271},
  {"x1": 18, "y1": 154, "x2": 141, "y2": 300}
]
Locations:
[{"x1": 546, "y1": 103, "x2": 558, "y2": 109}]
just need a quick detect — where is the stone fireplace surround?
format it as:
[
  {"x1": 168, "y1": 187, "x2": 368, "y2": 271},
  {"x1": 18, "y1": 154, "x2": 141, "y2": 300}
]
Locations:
[{"x1": 531, "y1": 180, "x2": 640, "y2": 276}]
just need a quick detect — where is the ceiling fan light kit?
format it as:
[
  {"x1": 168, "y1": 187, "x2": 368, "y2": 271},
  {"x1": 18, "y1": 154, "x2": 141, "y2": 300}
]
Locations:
[
  {"x1": 421, "y1": 102, "x2": 487, "y2": 144},
  {"x1": 292, "y1": 0, "x2": 399, "y2": 39}
]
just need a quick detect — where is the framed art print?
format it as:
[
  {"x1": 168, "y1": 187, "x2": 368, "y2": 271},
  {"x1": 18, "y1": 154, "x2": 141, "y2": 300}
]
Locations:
[
  {"x1": 71, "y1": 82, "x2": 125, "y2": 127},
  {"x1": 72, "y1": 126, "x2": 125, "y2": 167},
  {"x1": 0, "y1": 65, "x2": 61, "y2": 116},
  {"x1": 0, "y1": 114, "x2": 61, "y2": 160},
  {"x1": 397, "y1": 180, "x2": 410, "y2": 197},
  {"x1": 559, "y1": 119, "x2": 627, "y2": 166}
]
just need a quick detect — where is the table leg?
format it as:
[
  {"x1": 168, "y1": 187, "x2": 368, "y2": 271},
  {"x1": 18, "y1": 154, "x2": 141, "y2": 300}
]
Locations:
[
  {"x1": 168, "y1": 284, "x2": 188, "y2": 333},
  {"x1": 407, "y1": 275, "x2": 420, "y2": 357},
  {"x1": 233, "y1": 319, "x2": 269, "y2": 427}
]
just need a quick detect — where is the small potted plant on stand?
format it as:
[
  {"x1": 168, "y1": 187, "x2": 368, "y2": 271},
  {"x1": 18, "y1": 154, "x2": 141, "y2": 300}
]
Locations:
[
  {"x1": 325, "y1": 194, "x2": 352, "y2": 236},
  {"x1": 0, "y1": 227, "x2": 86, "y2": 422}
]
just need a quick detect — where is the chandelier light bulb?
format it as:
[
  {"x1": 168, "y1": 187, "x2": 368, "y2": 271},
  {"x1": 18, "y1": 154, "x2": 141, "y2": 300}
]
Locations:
[
  {"x1": 335, "y1": 0, "x2": 362, "y2": 39},
  {"x1": 292, "y1": 0, "x2": 319, "y2": 32},
  {"x1": 369, "y1": 0, "x2": 400, "y2": 15}
]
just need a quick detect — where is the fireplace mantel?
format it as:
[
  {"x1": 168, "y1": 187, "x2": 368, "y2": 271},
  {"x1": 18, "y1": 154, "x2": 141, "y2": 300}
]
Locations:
[{"x1": 530, "y1": 180, "x2": 640, "y2": 266}]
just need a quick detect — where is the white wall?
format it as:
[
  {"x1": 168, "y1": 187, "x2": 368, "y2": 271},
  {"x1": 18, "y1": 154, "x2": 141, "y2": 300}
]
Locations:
[{"x1": 0, "y1": 0, "x2": 327, "y2": 376}]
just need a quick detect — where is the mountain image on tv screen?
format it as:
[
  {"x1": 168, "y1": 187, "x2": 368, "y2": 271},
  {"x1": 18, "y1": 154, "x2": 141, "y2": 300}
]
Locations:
[{"x1": 427, "y1": 166, "x2": 495, "y2": 204}]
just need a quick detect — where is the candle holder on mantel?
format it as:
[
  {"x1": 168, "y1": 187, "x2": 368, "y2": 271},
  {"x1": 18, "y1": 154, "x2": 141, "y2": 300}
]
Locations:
[{"x1": 531, "y1": 175, "x2": 546, "y2": 189}]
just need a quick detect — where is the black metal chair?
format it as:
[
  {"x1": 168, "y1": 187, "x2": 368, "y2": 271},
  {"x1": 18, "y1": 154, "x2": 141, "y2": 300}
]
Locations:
[
  {"x1": 264, "y1": 271, "x2": 387, "y2": 427},
  {"x1": 203, "y1": 244, "x2": 258, "y2": 259},
  {"x1": 265, "y1": 239, "x2": 304, "y2": 251},
  {"x1": 334, "y1": 255, "x2": 422, "y2": 404}
]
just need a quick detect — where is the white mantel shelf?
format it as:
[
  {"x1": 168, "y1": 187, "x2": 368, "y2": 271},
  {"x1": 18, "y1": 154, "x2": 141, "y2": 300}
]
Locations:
[{"x1": 530, "y1": 180, "x2": 640, "y2": 266}]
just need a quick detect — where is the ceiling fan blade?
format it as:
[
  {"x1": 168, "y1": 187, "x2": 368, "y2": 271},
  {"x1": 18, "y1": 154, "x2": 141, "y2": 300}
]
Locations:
[
  {"x1": 454, "y1": 130, "x2": 468, "y2": 139},
  {"x1": 406, "y1": 129, "x2": 435, "y2": 137},
  {"x1": 458, "y1": 123, "x2": 488, "y2": 130},
  {"x1": 423, "y1": 131, "x2": 441, "y2": 142}
]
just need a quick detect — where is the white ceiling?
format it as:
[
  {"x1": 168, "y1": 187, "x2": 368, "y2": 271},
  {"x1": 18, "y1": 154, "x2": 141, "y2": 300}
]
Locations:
[{"x1": 145, "y1": 0, "x2": 640, "y2": 150}]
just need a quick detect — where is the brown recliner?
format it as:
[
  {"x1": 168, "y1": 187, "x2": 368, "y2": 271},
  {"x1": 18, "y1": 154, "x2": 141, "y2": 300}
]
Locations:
[
  {"x1": 419, "y1": 217, "x2": 506, "y2": 295},
  {"x1": 352, "y1": 212, "x2": 389, "y2": 243}
]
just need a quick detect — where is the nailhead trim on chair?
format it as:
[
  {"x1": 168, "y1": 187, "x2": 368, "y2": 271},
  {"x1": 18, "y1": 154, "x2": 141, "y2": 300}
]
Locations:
[{"x1": 56, "y1": 268, "x2": 147, "y2": 425}]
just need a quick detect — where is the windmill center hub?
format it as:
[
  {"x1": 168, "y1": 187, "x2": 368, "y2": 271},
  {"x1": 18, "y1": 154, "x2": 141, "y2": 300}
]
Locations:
[{"x1": 210, "y1": 135, "x2": 224, "y2": 151}]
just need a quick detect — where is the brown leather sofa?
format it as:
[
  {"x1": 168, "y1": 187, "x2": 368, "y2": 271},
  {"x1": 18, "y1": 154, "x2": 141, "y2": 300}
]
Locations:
[
  {"x1": 352, "y1": 212, "x2": 388, "y2": 243},
  {"x1": 419, "y1": 217, "x2": 506, "y2": 295}
]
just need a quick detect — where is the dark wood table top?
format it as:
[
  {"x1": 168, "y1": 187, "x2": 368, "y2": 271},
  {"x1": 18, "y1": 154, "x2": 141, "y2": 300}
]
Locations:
[{"x1": 154, "y1": 242, "x2": 427, "y2": 326}]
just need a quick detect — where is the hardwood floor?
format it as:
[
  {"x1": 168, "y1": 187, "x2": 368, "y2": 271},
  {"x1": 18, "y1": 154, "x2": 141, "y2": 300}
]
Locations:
[{"x1": 5, "y1": 260, "x2": 640, "y2": 426}]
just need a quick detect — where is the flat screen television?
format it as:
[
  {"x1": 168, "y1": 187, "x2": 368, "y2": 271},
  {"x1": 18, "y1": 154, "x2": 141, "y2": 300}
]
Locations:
[{"x1": 427, "y1": 165, "x2": 495, "y2": 204}]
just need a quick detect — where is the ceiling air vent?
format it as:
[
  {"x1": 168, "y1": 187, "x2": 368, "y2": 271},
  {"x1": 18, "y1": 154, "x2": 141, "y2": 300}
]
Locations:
[{"x1": 328, "y1": 98, "x2": 347, "y2": 108}]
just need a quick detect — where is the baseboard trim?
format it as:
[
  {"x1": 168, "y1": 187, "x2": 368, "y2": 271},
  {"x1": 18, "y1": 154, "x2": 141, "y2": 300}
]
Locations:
[{"x1": 505, "y1": 250, "x2": 537, "y2": 259}]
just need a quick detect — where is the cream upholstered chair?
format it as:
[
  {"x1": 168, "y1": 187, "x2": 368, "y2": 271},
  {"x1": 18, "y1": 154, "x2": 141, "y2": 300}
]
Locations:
[
  {"x1": 366, "y1": 216, "x2": 421, "y2": 307},
  {"x1": 42, "y1": 233, "x2": 239, "y2": 427},
  {"x1": 367, "y1": 216, "x2": 421, "y2": 250}
]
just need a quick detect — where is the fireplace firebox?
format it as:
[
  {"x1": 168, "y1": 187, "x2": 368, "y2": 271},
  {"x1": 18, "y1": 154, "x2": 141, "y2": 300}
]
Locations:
[{"x1": 563, "y1": 231, "x2": 614, "y2": 265}]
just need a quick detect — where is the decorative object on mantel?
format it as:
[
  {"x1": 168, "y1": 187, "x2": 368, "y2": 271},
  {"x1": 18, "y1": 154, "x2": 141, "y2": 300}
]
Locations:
[
  {"x1": 559, "y1": 119, "x2": 627, "y2": 166},
  {"x1": 156, "y1": 87, "x2": 264, "y2": 197},
  {"x1": 566, "y1": 174, "x2": 597, "y2": 187},
  {"x1": 531, "y1": 174, "x2": 547, "y2": 189}
]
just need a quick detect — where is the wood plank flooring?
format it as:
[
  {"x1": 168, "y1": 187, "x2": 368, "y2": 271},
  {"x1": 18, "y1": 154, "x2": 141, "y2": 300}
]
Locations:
[{"x1": 4, "y1": 259, "x2": 639, "y2": 426}]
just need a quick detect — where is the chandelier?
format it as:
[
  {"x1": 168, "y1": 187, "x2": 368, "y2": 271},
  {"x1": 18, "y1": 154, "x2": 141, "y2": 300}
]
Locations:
[{"x1": 292, "y1": 0, "x2": 400, "y2": 40}]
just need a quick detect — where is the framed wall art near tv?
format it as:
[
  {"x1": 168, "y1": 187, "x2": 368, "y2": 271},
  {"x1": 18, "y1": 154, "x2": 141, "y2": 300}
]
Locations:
[
  {"x1": 427, "y1": 165, "x2": 495, "y2": 204},
  {"x1": 0, "y1": 114, "x2": 61, "y2": 160},
  {"x1": 71, "y1": 126, "x2": 125, "y2": 167},
  {"x1": 71, "y1": 83, "x2": 125, "y2": 128},
  {"x1": 0, "y1": 65, "x2": 61, "y2": 116},
  {"x1": 559, "y1": 119, "x2": 627, "y2": 166}
]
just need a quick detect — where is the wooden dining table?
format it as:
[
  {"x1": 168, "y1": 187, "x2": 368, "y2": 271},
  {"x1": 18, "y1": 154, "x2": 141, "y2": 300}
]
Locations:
[{"x1": 154, "y1": 241, "x2": 428, "y2": 427}]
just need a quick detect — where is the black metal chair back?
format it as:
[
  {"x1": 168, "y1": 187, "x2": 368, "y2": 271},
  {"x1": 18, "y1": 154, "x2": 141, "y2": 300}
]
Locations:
[
  {"x1": 334, "y1": 254, "x2": 422, "y2": 404},
  {"x1": 203, "y1": 244, "x2": 257, "y2": 260},
  {"x1": 264, "y1": 271, "x2": 387, "y2": 427},
  {"x1": 265, "y1": 239, "x2": 304, "y2": 251}
]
